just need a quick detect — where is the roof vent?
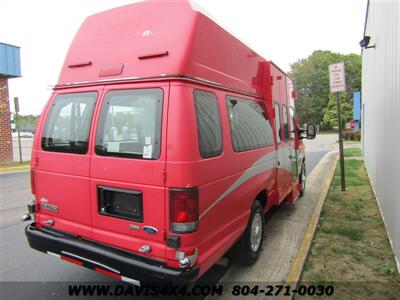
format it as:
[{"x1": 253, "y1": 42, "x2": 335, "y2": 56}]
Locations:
[{"x1": 99, "y1": 63, "x2": 124, "y2": 77}]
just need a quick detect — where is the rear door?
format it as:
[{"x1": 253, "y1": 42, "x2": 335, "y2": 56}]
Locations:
[
  {"x1": 274, "y1": 101, "x2": 292, "y2": 202},
  {"x1": 35, "y1": 87, "x2": 101, "y2": 238},
  {"x1": 89, "y1": 82, "x2": 169, "y2": 260},
  {"x1": 281, "y1": 104, "x2": 293, "y2": 184}
]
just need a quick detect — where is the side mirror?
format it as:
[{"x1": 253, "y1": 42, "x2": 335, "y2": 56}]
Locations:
[
  {"x1": 296, "y1": 123, "x2": 317, "y2": 140},
  {"x1": 306, "y1": 124, "x2": 316, "y2": 139}
]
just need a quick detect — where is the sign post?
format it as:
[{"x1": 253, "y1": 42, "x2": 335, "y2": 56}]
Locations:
[
  {"x1": 14, "y1": 97, "x2": 23, "y2": 164},
  {"x1": 329, "y1": 62, "x2": 346, "y2": 191}
]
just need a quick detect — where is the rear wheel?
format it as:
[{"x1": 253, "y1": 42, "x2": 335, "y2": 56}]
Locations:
[
  {"x1": 232, "y1": 201, "x2": 265, "y2": 265},
  {"x1": 300, "y1": 163, "x2": 306, "y2": 197}
]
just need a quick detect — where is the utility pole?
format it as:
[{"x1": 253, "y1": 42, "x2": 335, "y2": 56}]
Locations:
[
  {"x1": 14, "y1": 97, "x2": 23, "y2": 164},
  {"x1": 329, "y1": 62, "x2": 346, "y2": 191}
]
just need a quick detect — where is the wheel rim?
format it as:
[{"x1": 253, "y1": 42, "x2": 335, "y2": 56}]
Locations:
[{"x1": 250, "y1": 213, "x2": 262, "y2": 252}]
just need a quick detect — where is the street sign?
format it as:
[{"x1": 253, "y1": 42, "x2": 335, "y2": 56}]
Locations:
[
  {"x1": 14, "y1": 97, "x2": 20, "y2": 113},
  {"x1": 328, "y1": 63, "x2": 346, "y2": 191},
  {"x1": 329, "y1": 62, "x2": 346, "y2": 93},
  {"x1": 14, "y1": 97, "x2": 23, "y2": 163}
]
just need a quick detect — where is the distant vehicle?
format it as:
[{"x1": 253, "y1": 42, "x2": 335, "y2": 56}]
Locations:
[
  {"x1": 23, "y1": 0, "x2": 316, "y2": 285},
  {"x1": 21, "y1": 131, "x2": 34, "y2": 138},
  {"x1": 12, "y1": 130, "x2": 34, "y2": 138}
]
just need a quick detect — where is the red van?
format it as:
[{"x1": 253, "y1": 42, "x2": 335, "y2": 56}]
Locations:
[{"x1": 24, "y1": 0, "x2": 315, "y2": 285}]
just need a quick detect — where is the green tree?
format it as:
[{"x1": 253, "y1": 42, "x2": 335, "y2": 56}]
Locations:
[
  {"x1": 289, "y1": 50, "x2": 361, "y2": 128},
  {"x1": 322, "y1": 94, "x2": 353, "y2": 129},
  {"x1": 14, "y1": 114, "x2": 40, "y2": 131}
]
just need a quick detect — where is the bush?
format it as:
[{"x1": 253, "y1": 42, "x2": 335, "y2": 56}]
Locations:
[
  {"x1": 355, "y1": 132, "x2": 361, "y2": 141},
  {"x1": 342, "y1": 129, "x2": 352, "y2": 140},
  {"x1": 342, "y1": 129, "x2": 360, "y2": 141}
]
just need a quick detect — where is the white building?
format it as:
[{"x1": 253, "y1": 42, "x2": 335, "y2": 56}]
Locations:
[{"x1": 361, "y1": 0, "x2": 399, "y2": 271}]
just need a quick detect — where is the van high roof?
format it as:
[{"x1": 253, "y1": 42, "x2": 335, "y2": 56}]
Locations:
[{"x1": 58, "y1": 0, "x2": 286, "y2": 97}]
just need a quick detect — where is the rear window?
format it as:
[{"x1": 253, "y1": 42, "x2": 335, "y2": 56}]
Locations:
[
  {"x1": 289, "y1": 107, "x2": 295, "y2": 140},
  {"x1": 41, "y1": 92, "x2": 97, "y2": 154},
  {"x1": 274, "y1": 102, "x2": 281, "y2": 144},
  {"x1": 194, "y1": 90, "x2": 223, "y2": 158},
  {"x1": 226, "y1": 96, "x2": 274, "y2": 152},
  {"x1": 95, "y1": 88, "x2": 163, "y2": 159},
  {"x1": 282, "y1": 105, "x2": 289, "y2": 142}
]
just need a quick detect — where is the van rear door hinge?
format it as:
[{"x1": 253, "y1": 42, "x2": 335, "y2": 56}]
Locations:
[{"x1": 162, "y1": 169, "x2": 167, "y2": 183}]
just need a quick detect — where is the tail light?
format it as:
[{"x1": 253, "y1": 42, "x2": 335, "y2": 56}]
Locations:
[
  {"x1": 30, "y1": 168, "x2": 36, "y2": 196},
  {"x1": 170, "y1": 187, "x2": 199, "y2": 233}
]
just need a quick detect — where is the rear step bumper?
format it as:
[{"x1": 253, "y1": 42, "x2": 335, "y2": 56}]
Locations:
[{"x1": 25, "y1": 223, "x2": 199, "y2": 284}]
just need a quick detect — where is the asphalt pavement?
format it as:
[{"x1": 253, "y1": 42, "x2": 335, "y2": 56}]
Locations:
[
  {"x1": 0, "y1": 134, "x2": 337, "y2": 299},
  {"x1": 303, "y1": 133, "x2": 338, "y2": 174}
]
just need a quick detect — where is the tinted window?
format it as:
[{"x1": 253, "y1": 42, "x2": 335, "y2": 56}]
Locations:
[
  {"x1": 42, "y1": 92, "x2": 97, "y2": 154},
  {"x1": 194, "y1": 90, "x2": 223, "y2": 158},
  {"x1": 274, "y1": 103, "x2": 281, "y2": 144},
  {"x1": 282, "y1": 105, "x2": 289, "y2": 142},
  {"x1": 289, "y1": 107, "x2": 295, "y2": 140},
  {"x1": 226, "y1": 96, "x2": 274, "y2": 152},
  {"x1": 95, "y1": 89, "x2": 163, "y2": 159}
]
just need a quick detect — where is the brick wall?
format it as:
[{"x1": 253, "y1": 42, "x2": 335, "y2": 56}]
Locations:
[{"x1": 0, "y1": 76, "x2": 13, "y2": 163}]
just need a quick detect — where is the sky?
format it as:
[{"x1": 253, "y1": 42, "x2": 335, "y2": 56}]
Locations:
[{"x1": 0, "y1": 0, "x2": 366, "y2": 115}]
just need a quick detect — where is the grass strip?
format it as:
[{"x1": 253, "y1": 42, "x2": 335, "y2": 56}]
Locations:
[
  {"x1": 343, "y1": 148, "x2": 361, "y2": 157},
  {"x1": 298, "y1": 160, "x2": 400, "y2": 299}
]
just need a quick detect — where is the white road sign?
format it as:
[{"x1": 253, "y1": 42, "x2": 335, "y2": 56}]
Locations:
[{"x1": 329, "y1": 62, "x2": 346, "y2": 93}]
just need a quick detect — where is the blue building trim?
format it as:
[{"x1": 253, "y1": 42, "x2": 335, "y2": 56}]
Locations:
[
  {"x1": 0, "y1": 42, "x2": 21, "y2": 78},
  {"x1": 353, "y1": 91, "x2": 361, "y2": 132}
]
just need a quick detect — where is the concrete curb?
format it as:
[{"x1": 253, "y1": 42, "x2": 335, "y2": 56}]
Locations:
[
  {"x1": 344, "y1": 156, "x2": 363, "y2": 160},
  {"x1": 0, "y1": 165, "x2": 30, "y2": 174},
  {"x1": 282, "y1": 152, "x2": 339, "y2": 299}
]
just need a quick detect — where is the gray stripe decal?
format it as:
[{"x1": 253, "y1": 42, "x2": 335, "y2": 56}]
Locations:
[{"x1": 200, "y1": 151, "x2": 277, "y2": 219}]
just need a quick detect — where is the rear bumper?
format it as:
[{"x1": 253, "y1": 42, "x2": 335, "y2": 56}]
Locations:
[{"x1": 25, "y1": 223, "x2": 198, "y2": 284}]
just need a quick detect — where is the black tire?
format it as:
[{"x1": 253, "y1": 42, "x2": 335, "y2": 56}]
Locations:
[
  {"x1": 232, "y1": 201, "x2": 265, "y2": 265},
  {"x1": 299, "y1": 163, "x2": 306, "y2": 197}
]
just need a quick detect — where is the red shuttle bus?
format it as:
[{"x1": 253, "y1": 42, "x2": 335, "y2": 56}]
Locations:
[{"x1": 23, "y1": 0, "x2": 315, "y2": 285}]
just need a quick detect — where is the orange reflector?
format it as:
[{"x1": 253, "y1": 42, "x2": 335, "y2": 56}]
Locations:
[
  {"x1": 95, "y1": 267, "x2": 121, "y2": 280},
  {"x1": 61, "y1": 255, "x2": 83, "y2": 266}
]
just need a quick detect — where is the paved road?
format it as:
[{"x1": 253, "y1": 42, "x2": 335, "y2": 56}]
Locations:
[
  {"x1": 0, "y1": 134, "x2": 337, "y2": 298},
  {"x1": 303, "y1": 134, "x2": 338, "y2": 175}
]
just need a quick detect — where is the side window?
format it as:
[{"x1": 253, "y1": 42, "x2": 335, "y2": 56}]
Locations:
[
  {"x1": 226, "y1": 96, "x2": 274, "y2": 152},
  {"x1": 42, "y1": 92, "x2": 97, "y2": 154},
  {"x1": 274, "y1": 102, "x2": 281, "y2": 144},
  {"x1": 95, "y1": 88, "x2": 163, "y2": 159},
  {"x1": 282, "y1": 105, "x2": 289, "y2": 142},
  {"x1": 194, "y1": 90, "x2": 223, "y2": 158},
  {"x1": 289, "y1": 107, "x2": 295, "y2": 140}
]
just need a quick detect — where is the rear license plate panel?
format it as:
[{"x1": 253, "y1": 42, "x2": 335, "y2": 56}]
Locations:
[{"x1": 98, "y1": 186, "x2": 143, "y2": 222}]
